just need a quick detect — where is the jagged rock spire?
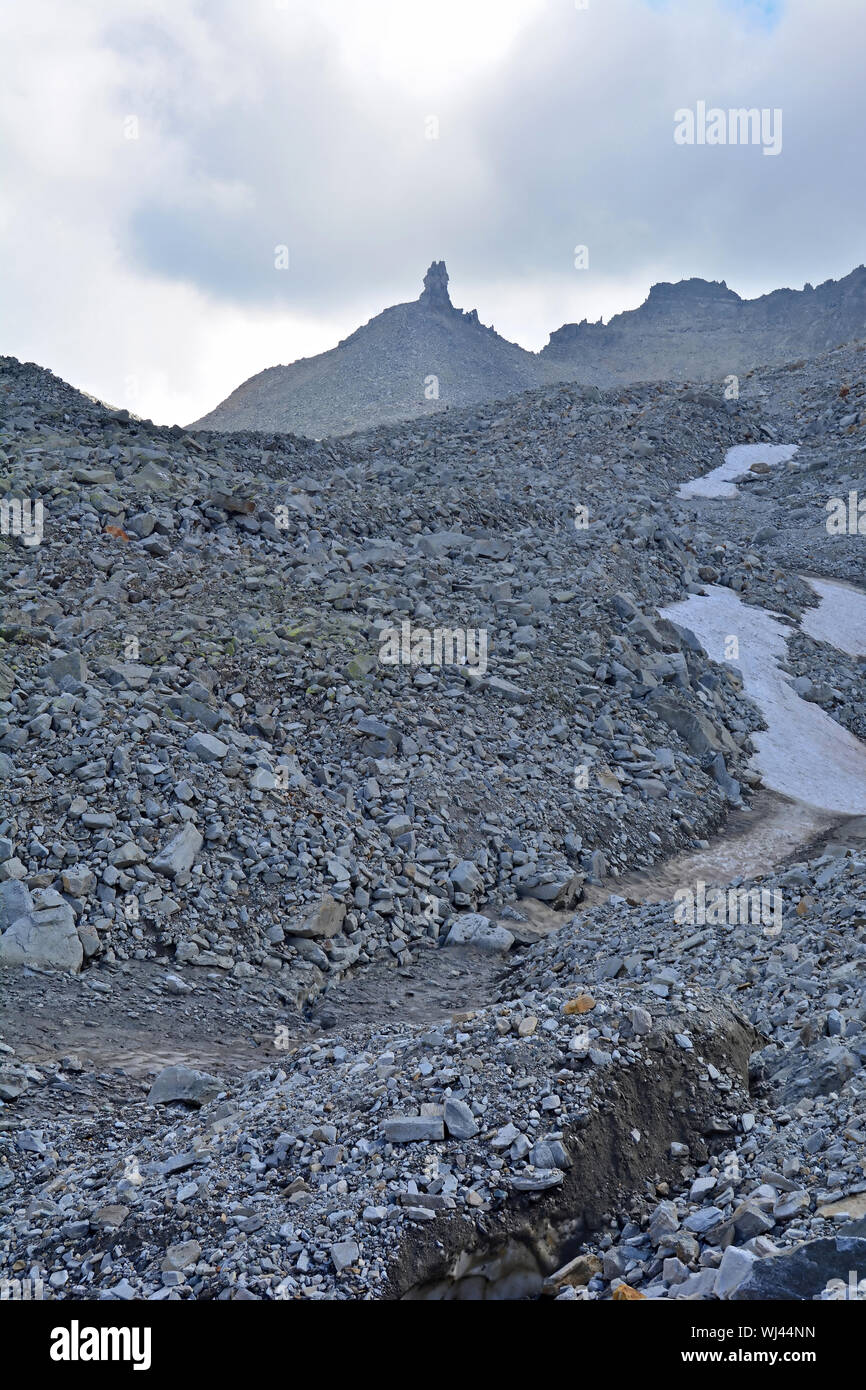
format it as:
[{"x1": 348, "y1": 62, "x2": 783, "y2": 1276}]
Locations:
[{"x1": 419, "y1": 260, "x2": 452, "y2": 310}]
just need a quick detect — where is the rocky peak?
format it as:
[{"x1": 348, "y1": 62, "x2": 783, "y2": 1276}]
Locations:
[
  {"x1": 640, "y1": 278, "x2": 742, "y2": 321},
  {"x1": 419, "y1": 260, "x2": 453, "y2": 311},
  {"x1": 646, "y1": 277, "x2": 739, "y2": 302}
]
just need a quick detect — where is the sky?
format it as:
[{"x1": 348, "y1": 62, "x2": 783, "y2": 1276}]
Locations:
[{"x1": 1, "y1": 0, "x2": 863, "y2": 425}]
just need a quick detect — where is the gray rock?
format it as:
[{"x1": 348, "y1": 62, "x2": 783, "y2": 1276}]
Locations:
[
  {"x1": 150, "y1": 823, "x2": 204, "y2": 879},
  {"x1": 355, "y1": 716, "x2": 399, "y2": 746},
  {"x1": 109, "y1": 842, "x2": 147, "y2": 868},
  {"x1": 40, "y1": 650, "x2": 87, "y2": 683},
  {"x1": 516, "y1": 871, "x2": 583, "y2": 909},
  {"x1": 161, "y1": 1241, "x2": 202, "y2": 1272},
  {"x1": 0, "y1": 1065, "x2": 30, "y2": 1101},
  {"x1": 732, "y1": 1198, "x2": 775, "y2": 1239},
  {"x1": 714, "y1": 1245, "x2": 757, "y2": 1299},
  {"x1": 0, "y1": 903, "x2": 83, "y2": 973},
  {"x1": 147, "y1": 1065, "x2": 223, "y2": 1108},
  {"x1": 629, "y1": 1006, "x2": 653, "y2": 1036},
  {"x1": 186, "y1": 732, "x2": 228, "y2": 762},
  {"x1": 731, "y1": 1236, "x2": 866, "y2": 1301},
  {"x1": 445, "y1": 913, "x2": 514, "y2": 954},
  {"x1": 381, "y1": 1115, "x2": 445, "y2": 1143},
  {"x1": 486, "y1": 677, "x2": 531, "y2": 703},
  {"x1": 60, "y1": 865, "x2": 96, "y2": 897},
  {"x1": 765, "y1": 1038, "x2": 859, "y2": 1102},
  {"x1": 512, "y1": 1170, "x2": 564, "y2": 1192},
  {"x1": 649, "y1": 1200, "x2": 680, "y2": 1246},
  {"x1": 330, "y1": 1240, "x2": 360, "y2": 1273},
  {"x1": 683, "y1": 1206, "x2": 725, "y2": 1235},
  {"x1": 285, "y1": 895, "x2": 346, "y2": 939},
  {"x1": 529, "y1": 1139, "x2": 571, "y2": 1170},
  {"x1": 444, "y1": 1098, "x2": 478, "y2": 1140},
  {"x1": 0, "y1": 880, "x2": 33, "y2": 932},
  {"x1": 774, "y1": 1189, "x2": 810, "y2": 1221},
  {"x1": 648, "y1": 695, "x2": 737, "y2": 757},
  {"x1": 670, "y1": 1267, "x2": 718, "y2": 1299},
  {"x1": 662, "y1": 1257, "x2": 690, "y2": 1286},
  {"x1": 449, "y1": 860, "x2": 482, "y2": 896}
]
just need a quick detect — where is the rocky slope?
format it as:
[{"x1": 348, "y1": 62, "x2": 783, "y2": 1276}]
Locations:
[
  {"x1": 1, "y1": 339, "x2": 865, "y2": 1301},
  {"x1": 190, "y1": 262, "x2": 866, "y2": 439}
]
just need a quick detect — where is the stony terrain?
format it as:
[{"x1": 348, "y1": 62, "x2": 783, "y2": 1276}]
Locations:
[
  {"x1": 0, "y1": 336, "x2": 864, "y2": 1301},
  {"x1": 191, "y1": 260, "x2": 866, "y2": 439}
]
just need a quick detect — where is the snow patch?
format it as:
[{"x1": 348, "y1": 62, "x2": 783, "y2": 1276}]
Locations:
[
  {"x1": 661, "y1": 585, "x2": 866, "y2": 816},
  {"x1": 800, "y1": 576, "x2": 866, "y2": 657},
  {"x1": 678, "y1": 443, "x2": 798, "y2": 499}
]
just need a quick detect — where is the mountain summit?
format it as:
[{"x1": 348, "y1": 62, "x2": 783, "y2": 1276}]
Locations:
[
  {"x1": 191, "y1": 262, "x2": 866, "y2": 438},
  {"x1": 190, "y1": 262, "x2": 549, "y2": 438},
  {"x1": 419, "y1": 259, "x2": 453, "y2": 311}
]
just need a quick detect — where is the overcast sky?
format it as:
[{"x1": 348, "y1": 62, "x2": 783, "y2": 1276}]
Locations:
[{"x1": 1, "y1": 0, "x2": 864, "y2": 424}]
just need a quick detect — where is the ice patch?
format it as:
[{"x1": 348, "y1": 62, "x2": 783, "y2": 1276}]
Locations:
[
  {"x1": 661, "y1": 585, "x2": 866, "y2": 816},
  {"x1": 678, "y1": 443, "x2": 798, "y2": 499}
]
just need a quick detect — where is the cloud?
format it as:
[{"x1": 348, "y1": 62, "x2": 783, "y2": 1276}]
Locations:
[{"x1": 0, "y1": 0, "x2": 863, "y2": 424}]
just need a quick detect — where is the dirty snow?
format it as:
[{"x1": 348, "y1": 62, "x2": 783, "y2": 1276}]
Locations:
[{"x1": 678, "y1": 443, "x2": 798, "y2": 499}]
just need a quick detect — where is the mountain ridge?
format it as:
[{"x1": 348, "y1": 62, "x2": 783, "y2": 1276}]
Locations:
[
  {"x1": 189, "y1": 261, "x2": 866, "y2": 438},
  {"x1": 543, "y1": 264, "x2": 866, "y2": 384}
]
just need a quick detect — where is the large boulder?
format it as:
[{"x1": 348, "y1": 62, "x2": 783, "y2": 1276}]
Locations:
[
  {"x1": 186, "y1": 732, "x2": 228, "y2": 762},
  {"x1": 39, "y1": 650, "x2": 87, "y2": 684},
  {"x1": 731, "y1": 1233, "x2": 866, "y2": 1300},
  {"x1": 444, "y1": 913, "x2": 514, "y2": 955},
  {"x1": 147, "y1": 1065, "x2": 222, "y2": 1108},
  {"x1": 515, "y1": 870, "x2": 583, "y2": 909},
  {"x1": 0, "y1": 902, "x2": 83, "y2": 973},
  {"x1": 757, "y1": 1037, "x2": 860, "y2": 1103}
]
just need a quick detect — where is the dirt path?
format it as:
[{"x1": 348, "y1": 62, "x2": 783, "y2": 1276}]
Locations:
[
  {"x1": 4, "y1": 792, "x2": 860, "y2": 1130},
  {"x1": 0, "y1": 937, "x2": 510, "y2": 1123}
]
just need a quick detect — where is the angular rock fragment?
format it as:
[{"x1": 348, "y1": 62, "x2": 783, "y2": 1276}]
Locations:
[{"x1": 147, "y1": 1066, "x2": 222, "y2": 1108}]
